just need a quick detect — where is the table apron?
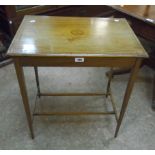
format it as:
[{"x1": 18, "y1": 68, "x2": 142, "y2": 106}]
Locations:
[{"x1": 14, "y1": 57, "x2": 137, "y2": 67}]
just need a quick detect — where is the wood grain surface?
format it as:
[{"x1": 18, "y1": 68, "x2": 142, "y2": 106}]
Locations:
[{"x1": 7, "y1": 15, "x2": 148, "y2": 58}]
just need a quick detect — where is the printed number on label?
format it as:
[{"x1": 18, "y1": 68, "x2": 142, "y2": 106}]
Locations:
[{"x1": 75, "y1": 58, "x2": 85, "y2": 62}]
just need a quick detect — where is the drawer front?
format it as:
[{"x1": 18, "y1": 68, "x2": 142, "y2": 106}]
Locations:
[{"x1": 18, "y1": 56, "x2": 136, "y2": 68}]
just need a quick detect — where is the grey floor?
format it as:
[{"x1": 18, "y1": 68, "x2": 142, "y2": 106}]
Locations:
[{"x1": 0, "y1": 63, "x2": 155, "y2": 149}]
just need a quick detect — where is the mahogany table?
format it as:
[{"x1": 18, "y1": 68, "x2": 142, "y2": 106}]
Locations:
[{"x1": 7, "y1": 15, "x2": 148, "y2": 139}]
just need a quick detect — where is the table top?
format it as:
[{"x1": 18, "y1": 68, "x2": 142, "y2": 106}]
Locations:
[{"x1": 7, "y1": 15, "x2": 148, "y2": 58}]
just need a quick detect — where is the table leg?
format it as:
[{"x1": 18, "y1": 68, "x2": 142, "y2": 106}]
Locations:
[
  {"x1": 34, "y1": 66, "x2": 41, "y2": 97},
  {"x1": 106, "y1": 68, "x2": 113, "y2": 97},
  {"x1": 114, "y1": 58, "x2": 142, "y2": 137},
  {"x1": 143, "y1": 5, "x2": 150, "y2": 17},
  {"x1": 14, "y1": 59, "x2": 34, "y2": 139},
  {"x1": 152, "y1": 74, "x2": 155, "y2": 110}
]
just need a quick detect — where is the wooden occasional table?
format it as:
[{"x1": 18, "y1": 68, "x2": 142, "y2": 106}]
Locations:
[{"x1": 7, "y1": 15, "x2": 148, "y2": 139}]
